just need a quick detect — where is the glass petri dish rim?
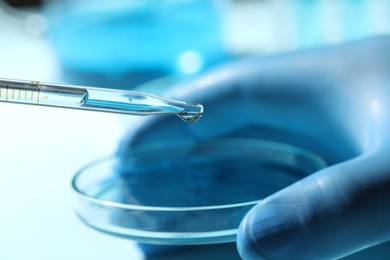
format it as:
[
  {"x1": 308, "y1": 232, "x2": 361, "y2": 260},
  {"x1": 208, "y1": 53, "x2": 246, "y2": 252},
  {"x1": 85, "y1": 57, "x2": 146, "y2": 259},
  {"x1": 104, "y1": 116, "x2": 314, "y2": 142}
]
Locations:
[{"x1": 71, "y1": 138, "x2": 327, "y2": 212}]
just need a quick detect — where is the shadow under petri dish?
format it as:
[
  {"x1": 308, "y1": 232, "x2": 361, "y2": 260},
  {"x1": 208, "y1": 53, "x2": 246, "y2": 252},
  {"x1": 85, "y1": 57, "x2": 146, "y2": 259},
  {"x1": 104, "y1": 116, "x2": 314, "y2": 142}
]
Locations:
[{"x1": 72, "y1": 138, "x2": 326, "y2": 245}]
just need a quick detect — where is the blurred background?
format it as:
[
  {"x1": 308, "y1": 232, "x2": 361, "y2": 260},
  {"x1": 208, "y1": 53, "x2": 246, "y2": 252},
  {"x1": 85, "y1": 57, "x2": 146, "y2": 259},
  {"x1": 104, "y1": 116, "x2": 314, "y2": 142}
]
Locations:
[
  {"x1": 0, "y1": 0, "x2": 390, "y2": 259},
  {"x1": 4, "y1": 0, "x2": 390, "y2": 89}
]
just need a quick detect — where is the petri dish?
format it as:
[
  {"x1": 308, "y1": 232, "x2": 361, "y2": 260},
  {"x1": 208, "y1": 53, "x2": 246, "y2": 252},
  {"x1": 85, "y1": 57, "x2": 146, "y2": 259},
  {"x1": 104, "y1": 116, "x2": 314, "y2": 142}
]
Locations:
[{"x1": 72, "y1": 138, "x2": 326, "y2": 245}]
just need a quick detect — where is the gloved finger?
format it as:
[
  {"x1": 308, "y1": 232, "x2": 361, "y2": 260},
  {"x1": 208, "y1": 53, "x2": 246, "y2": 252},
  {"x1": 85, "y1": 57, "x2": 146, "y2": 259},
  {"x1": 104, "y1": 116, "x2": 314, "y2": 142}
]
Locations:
[{"x1": 237, "y1": 148, "x2": 390, "y2": 259}]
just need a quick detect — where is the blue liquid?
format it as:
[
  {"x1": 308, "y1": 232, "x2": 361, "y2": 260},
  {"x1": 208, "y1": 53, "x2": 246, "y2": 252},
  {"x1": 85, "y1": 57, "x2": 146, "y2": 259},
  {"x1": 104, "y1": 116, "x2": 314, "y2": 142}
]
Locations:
[{"x1": 46, "y1": 1, "x2": 228, "y2": 86}]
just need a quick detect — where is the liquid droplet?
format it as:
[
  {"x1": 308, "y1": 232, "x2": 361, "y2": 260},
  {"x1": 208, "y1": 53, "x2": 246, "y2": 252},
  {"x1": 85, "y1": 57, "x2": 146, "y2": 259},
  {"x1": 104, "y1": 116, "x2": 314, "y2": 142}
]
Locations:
[
  {"x1": 178, "y1": 112, "x2": 202, "y2": 123},
  {"x1": 178, "y1": 103, "x2": 203, "y2": 122}
]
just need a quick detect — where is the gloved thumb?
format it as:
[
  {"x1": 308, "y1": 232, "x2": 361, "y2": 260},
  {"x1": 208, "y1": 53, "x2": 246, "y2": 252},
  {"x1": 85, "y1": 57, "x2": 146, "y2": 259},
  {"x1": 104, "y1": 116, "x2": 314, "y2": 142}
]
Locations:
[{"x1": 237, "y1": 151, "x2": 390, "y2": 259}]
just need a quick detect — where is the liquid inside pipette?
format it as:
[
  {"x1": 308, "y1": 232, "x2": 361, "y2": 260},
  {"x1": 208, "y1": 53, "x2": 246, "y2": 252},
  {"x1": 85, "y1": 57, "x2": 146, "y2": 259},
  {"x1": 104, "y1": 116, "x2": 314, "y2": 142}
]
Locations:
[{"x1": 0, "y1": 78, "x2": 203, "y2": 122}]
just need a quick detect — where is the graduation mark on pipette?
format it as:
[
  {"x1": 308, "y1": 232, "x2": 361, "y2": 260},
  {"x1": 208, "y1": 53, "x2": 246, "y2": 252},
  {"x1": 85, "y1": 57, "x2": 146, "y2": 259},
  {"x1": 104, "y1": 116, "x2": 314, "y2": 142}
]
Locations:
[{"x1": 0, "y1": 78, "x2": 203, "y2": 122}]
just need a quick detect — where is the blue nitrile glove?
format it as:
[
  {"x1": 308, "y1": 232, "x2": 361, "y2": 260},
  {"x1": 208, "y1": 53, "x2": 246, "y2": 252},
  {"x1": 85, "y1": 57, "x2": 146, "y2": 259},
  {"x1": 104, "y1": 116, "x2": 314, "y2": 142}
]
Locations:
[{"x1": 117, "y1": 36, "x2": 390, "y2": 259}]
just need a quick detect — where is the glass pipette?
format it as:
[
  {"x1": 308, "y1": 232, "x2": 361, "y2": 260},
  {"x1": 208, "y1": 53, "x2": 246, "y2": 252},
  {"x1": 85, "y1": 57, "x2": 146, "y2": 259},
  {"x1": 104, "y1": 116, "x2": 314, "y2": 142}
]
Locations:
[{"x1": 0, "y1": 78, "x2": 203, "y2": 122}]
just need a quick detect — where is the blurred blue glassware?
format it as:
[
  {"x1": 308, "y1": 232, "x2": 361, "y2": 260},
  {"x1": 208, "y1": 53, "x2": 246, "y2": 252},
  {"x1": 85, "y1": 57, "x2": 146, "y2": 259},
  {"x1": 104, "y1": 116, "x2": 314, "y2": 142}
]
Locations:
[{"x1": 44, "y1": 0, "x2": 229, "y2": 88}]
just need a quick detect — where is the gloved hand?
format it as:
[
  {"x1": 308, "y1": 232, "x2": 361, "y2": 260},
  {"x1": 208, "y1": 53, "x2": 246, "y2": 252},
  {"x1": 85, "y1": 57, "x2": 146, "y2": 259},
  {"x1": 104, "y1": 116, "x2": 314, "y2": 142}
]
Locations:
[{"x1": 118, "y1": 36, "x2": 390, "y2": 259}]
